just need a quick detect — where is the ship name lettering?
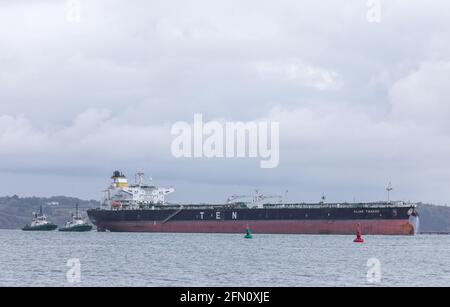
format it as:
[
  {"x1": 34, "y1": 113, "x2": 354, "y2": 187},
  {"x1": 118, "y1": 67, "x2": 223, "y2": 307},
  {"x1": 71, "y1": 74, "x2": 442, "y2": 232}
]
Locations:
[
  {"x1": 216, "y1": 212, "x2": 221, "y2": 220},
  {"x1": 199, "y1": 212, "x2": 204, "y2": 220},
  {"x1": 366, "y1": 210, "x2": 380, "y2": 213},
  {"x1": 232, "y1": 212, "x2": 238, "y2": 220}
]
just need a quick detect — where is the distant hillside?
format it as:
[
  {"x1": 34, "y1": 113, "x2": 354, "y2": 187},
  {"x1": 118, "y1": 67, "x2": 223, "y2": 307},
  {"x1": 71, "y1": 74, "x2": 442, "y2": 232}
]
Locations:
[
  {"x1": 417, "y1": 204, "x2": 450, "y2": 233},
  {"x1": 0, "y1": 196, "x2": 449, "y2": 232},
  {"x1": 0, "y1": 195, "x2": 99, "y2": 229}
]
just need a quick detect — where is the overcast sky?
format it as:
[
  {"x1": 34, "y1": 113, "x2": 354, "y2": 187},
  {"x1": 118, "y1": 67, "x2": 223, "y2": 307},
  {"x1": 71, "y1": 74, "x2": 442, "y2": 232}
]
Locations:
[{"x1": 1, "y1": 0, "x2": 450, "y2": 204}]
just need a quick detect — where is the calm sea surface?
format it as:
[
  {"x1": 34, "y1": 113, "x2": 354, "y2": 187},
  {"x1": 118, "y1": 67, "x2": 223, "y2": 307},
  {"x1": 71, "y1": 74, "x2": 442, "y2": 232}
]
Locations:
[{"x1": 0, "y1": 230, "x2": 449, "y2": 287}]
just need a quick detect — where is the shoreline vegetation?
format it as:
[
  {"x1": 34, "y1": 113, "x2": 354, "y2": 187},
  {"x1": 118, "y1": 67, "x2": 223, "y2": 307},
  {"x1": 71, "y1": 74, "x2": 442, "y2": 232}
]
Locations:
[{"x1": 0, "y1": 195, "x2": 449, "y2": 232}]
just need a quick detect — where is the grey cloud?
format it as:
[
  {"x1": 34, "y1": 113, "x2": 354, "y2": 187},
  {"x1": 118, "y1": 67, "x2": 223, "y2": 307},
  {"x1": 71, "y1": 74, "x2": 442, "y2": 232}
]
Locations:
[{"x1": 1, "y1": 0, "x2": 450, "y2": 204}]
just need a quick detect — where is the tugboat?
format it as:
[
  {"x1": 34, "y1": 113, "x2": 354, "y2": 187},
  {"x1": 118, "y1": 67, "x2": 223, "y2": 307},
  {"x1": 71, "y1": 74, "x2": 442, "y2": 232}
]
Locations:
[
  {"x1": 59, "y1": 204, "x2": 93, "y2": 232},
  {"x1": 22, "y1": 206, "x2": 58, "y2": 231}
]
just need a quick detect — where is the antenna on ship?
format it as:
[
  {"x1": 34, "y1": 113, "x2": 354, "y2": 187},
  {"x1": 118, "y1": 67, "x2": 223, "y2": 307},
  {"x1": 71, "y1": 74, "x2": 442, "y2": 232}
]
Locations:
[
  {"x1": 284, "y1": 190, "x2": 289, "y2": 204},
  {"x1": 320, "y1": 194, "x2": 326, "y2": 204},
  {"x1": 136, "y1": 171, "x2": 145, "y2": 187},
  {"x1": 386, "y1": 182, "x2": 393, "y2": 203},
  {"x1": 254, "y1": 189, "x2": 261, "y2": 208}
]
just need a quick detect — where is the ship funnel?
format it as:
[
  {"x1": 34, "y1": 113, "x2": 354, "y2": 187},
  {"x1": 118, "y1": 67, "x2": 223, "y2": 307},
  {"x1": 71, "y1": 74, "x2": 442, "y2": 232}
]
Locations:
[
  {"x1": 111, "y1": 170, "x2": 128, "y2": 188},
  {"x1": 112, "y1": 170, "x2": 125, "y2": 178}
]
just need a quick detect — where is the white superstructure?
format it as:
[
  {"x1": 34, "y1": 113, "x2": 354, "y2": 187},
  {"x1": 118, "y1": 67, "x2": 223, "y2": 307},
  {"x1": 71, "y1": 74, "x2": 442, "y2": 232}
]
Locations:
[
  {"x1": 63, "y1": 204, "x2": 88, "y2": 228},
  {"x1": 102, "y1": 171, "x2": 174, "y2": 209},
  {"x1": 30, "y1": 214, "x2": 52, "y2": 227},
  {"x1": 29, "y1": 207, "x2": 52, "y2": 227}
]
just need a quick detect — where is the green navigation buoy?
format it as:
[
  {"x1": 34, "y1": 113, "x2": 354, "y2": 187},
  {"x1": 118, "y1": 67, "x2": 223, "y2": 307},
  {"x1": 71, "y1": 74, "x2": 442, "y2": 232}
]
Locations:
[{"x1": 244, "y1": 225, "x2": 252, "y2": 239}]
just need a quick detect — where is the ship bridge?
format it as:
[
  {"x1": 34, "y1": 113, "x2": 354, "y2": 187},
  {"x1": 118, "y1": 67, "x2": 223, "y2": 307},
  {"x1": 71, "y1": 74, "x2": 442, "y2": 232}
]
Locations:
[{"x1": 102, "y1": 171, "x2": 174, "y2": 209}]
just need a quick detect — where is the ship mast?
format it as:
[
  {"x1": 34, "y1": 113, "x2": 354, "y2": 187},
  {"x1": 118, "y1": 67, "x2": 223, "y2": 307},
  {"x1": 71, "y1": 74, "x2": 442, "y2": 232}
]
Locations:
[
  {"x1": 135, "y1": 171, "x2": 145, "y2": 187},
  {"x1": 386, "y1": 182, "x2": 393, "y2": 203}
]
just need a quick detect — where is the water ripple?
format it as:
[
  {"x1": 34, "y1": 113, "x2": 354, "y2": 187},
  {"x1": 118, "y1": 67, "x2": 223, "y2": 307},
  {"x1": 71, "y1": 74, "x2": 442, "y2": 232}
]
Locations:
[{"x1": 0, "y1": 230, "x2": 449, "y2": 286}]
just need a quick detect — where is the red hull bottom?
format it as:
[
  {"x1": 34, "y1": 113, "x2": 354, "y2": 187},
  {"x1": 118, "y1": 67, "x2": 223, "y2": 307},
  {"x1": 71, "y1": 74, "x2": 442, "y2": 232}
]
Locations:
[{"x1": 96, "y1": 219, "x2": 415, "y2": 235}]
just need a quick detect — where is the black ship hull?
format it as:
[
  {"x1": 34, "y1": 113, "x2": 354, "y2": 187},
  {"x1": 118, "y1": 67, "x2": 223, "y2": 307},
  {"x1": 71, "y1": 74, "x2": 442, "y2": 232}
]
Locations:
[{"x1": 87, "y1": 203, "x2": 419, "y2": 235}]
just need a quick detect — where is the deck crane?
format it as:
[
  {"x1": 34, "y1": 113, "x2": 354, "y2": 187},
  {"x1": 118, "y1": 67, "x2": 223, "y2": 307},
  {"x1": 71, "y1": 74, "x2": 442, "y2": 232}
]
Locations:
[
  {"x1": 227, "y1": 190, "x2": 284, "y2": 208},
  {"x1": 252, "y1": 190, "x2": 283, "y2": 208}
]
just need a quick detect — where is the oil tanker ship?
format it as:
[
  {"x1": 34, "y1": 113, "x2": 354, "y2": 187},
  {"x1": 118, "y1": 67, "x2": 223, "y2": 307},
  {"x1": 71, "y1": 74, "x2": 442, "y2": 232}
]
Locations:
[{"x1": 87, "y1": 171, "x2": 419, "y2": 235}]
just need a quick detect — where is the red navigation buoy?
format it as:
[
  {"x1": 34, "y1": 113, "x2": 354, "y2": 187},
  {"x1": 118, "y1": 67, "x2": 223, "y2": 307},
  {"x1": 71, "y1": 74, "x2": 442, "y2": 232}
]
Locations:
[{"x1": 353, "y1": 223, "x2": 364, "y2": 243}]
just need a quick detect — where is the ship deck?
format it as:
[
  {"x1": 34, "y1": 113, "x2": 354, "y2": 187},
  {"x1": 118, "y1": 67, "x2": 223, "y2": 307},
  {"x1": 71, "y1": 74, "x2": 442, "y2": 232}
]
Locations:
[{"x1": 99, "y1": 201, "x2": 416, "y2": 211}]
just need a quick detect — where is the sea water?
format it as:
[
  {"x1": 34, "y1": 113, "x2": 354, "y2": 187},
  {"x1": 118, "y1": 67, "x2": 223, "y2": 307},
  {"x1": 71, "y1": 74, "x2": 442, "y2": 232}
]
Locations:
[{"x1": 0, "y1": 230, "x2": 449, "y2": 287}]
